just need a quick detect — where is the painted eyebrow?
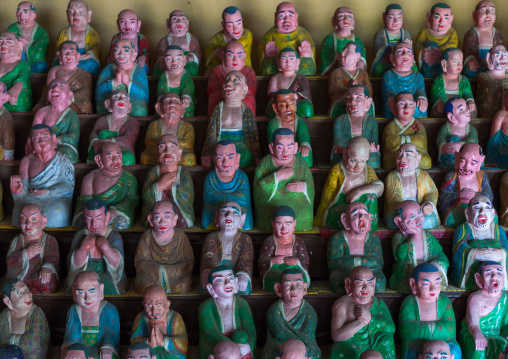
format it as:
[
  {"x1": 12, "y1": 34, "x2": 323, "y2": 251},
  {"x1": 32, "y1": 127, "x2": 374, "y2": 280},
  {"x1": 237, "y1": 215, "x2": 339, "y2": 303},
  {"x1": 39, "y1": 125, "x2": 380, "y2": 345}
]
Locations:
[
  {"x1": 169, "y1": 141, "x2": 178, "y2": 146},
  {"x1": 458, "y1": 104, "x2": 464, "y2": 110},
  {"x1": 405, "y1": 149, "x2": 414, "y2": 153}
]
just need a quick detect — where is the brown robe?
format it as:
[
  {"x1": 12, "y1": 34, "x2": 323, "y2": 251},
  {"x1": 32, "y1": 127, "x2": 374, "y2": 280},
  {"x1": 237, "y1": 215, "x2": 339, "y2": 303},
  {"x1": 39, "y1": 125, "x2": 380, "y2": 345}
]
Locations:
[
  {"x1": 463, "y1": 27, "x2": 505, "y2": 70},
  {"x1": 477, "y1": 71, "x2": 505, "y2": 118},
  {"x1": 258, "y1": 234, "x2": 310, "y2": 279}
]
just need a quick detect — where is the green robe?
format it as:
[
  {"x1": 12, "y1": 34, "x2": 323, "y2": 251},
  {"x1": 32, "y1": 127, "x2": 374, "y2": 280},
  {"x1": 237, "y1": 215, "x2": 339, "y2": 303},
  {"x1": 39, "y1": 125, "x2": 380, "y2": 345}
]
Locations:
[
  {"x1": 321, "y1": 32, "x2": 366, "y2": 76},
  {"x1": 330, "y1": 297, "x2": 396, "y2": 359},
  {"x1": 7, "y1": 22, "x2": 49, "y2": 73},
  {"x1": 430, "y1": 74, "x2": 474, "y2": 114},
  {"x1": 1, "y1": 60, "x2": 32, "y2": 112},
  {"x1": 50, "y1": 107, "x2": 80, "y2": 163},
  {"x1": 156, "y1": 70, "x2": 196, "y2": 117},
  {"x1": 436, "y1": 122, "x2": 479, "y2": 169}
]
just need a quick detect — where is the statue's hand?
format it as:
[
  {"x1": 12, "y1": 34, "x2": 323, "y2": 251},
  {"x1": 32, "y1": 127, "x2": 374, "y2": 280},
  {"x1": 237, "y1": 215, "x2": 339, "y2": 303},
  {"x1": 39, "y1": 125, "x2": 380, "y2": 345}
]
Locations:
[
  {"x1": 466, "y1": 57, "x2": 479, "y2": 72},
  {"x1": 299, "y1": 144, "x2": 310, "y2": 157},
  {"x1": 467, "y1": 100, "x2": 477, "y2": 113},
  {"x1": 347, "y1": 188, "x2": 364, "y2": 203},
  {"x1": 421, "y1": 46, "x2": 441, "y2": 66},
  {"x1": 80, "y1": 53, "x2": 92, "y2": 60},
  {"x1": 298, "y1": 41, "x2": 312, "y2": 58},
  {"x1": 30, "y1": 188, "x2": 49, "y2": 196},
  {"x1": 459, "y1": 188, "x2": 476, "y2": 201},
  {"x1": 237, "y1": 274, "x2": 249, "y2": 292},
  {"x1": 286, "y1": 180, "x2": 306, "y2": 193},
  {"x1": 147, "y1": 324, "x2": 158, "y2": 348},
  {"x1": 473, "y1": 330, "x2": 488, "y2": 351},
  {"x1": 416, "y1": 98, "x2": 428, "y2": 113},
  {"x1": 10, "y1": 175, "x2": 24, "y2": 194},
  {"x1": 358, "y1": 60, "x2": 367, "y2": 71},
  {"x1": 354, "y1": 305, "x2": 371, "y2": 325},
  {"x1": 276, "y1": 167, "x2": 294, "y2": 181},
  {"x1": 284, "y1": 257, "x2": 299, "y2": 266},
  {"x1": 26, "y1": 242, "x2": 44, "y2": 259},
  {"x1": 271, "y1": 255, "x2": 285, "y2": 265},
  {"x1": 114, "y1": 71, "x2": 123, "y2": 87},
  {"x1": 369, "y1": 142, "x2": 380, "y2": 153},
  {"x1": 182, "y1": 97, "x2": 191, "y2": 108},
  {"x1": 99, "y1": 347, "x2": 113, "y2": 359},
  {"x1": 237, "y1": 343, "x2": 252, "y2": 356},
  {"x1": 81, "y1": 235, "x2": 97, "y2": 251},
  {"x1": 96, "y1": 236, "x2": 111, "y2": 253},
  {"x1": 421, "y1": 202, "x2": 433, "y2": 215},
  {"x1": 39, "y1": 267, "x2": 53, "y2": 284},
  {"x1": 264, "y1": 41, "x2": 278, "y2": 57},
  {"x1": 435, "y1": 100, "x2": 444, "y2": 114}
]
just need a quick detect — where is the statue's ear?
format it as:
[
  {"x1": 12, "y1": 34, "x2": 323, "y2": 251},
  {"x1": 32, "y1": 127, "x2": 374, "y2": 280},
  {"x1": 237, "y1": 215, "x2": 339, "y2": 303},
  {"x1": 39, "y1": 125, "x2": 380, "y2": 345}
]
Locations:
[
  {"x1": 269, "y1": 142, "x2": 275, "y2": 155},
  {"x1": 2, "y1": 296, "x2": 13, "y2": 310},
  {"x1": 393, "y1": 216, "x2": 402, "y2": 229},
  {"x1": 340, "y1": 212, "x2": 349, "y2": 230},
  {"x1": 344, "y1": 277, "x2": 352, "y2": 295},
  {"x1": 206, "y1": 283, "x2": 217, "y2": 298},
  {"x1": 274, "y1": 282, "x2": 282, "y2": 297},
  {"x1": 41, "y1": 215, "x2": 48, "y2": 227},
  {"x1": 94, "y1": 153, "x2": 103, "y2": 168},
  {"x1": 272, "y1": 101, "x2": 279, "y2": 117},
  {"x1": 155, "y1": 102, "x2": 163, "y2": 116},
  {"x1": 474, "y1": 272, "x2": 483, "y2": 289},
  {"x1": 486, "y1": 52, "x2": 494, "y2": 70},
  {"x1": 172, "y1": 213, "x2": 179, "y2": 228},
  {"x1": 87, "y1": 10, "x2": 92, "y2": 23},
  {"x1": 365, "y1": 96, "x2": 373, "y2": 109},
  {"x1": 441, "y1": 59, "x2": 447, "y2": 73},
  {"x1": 104, "y1": 99, "x2": 112, "y2": 112},
  {"x1": 137, "y1": 20, "x2": 142, "y2": 30},
  {"x1": 147, "y1": 212, "x2": 154, "y2": 228},
  {"x1": 409, "y1": 277, "x2": 417, "y2": 294}
]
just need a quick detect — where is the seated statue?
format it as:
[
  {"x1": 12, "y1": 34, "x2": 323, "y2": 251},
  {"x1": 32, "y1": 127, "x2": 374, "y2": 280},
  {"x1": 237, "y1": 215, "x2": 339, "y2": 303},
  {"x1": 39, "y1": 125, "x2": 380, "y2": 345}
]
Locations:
[
  {"x1": 459, "y1": 261, "x2": 508, "y2": 359},
  {"x1": 200, "y1": 201, "x2": 253, "y2": 295},
  {"x1": 463, "y1": 1, "x2": 505, "y2": 78},
  {"x1": 55, "y1": 0, "x2": 101, "y2": 75},
  {"x1": 399, "y1": 264, "x2": 461, "y2": 359},
  {"x1": 126, "y1": 343, "x2": 157, "y2": 359},
  {"x1": 268, "y1": 90, "x2": 313, "y2": 167},
  {"x1": 330, "y1": 266, "x2": 396, "y2": 359},
  {"x1": 202, "y1": 140, "x2": 253, "y2": 230},
  {"x1": 141, "y1": 93, "x2": 196, "y2": 166},
  {"x1": 437, "y1": 97, "x2": 479, "y2": 169},
  {"x1": 274, "y1": 339, "x2": 308, "y2": 359},
  {"x1": 30, "y1": 78, "x2": 80, "y2": 163},
  {"x1": 7, "y1": 1, "x2": 49, "y2": 73},
  {"x1": 96, "y1": 38, "x2": 149, "y2": 116},
  {"x1": 73, "y1": 142, "x2": 139, "y2": 229},
  {"x1": 199, "y1": 265, "x2": 256, "y2": 359},
  {"x1": 258, "y1": 2, "x2": 316, "y2": 76},
  {"x1": 321, "y1": 7, "x2": 367, "y2": 76},
  {"x1": 0, "y1": 81, "x2": 14, "y2": 161},
  {"x1": 204, "y1": 6, "x2": 252, "y2": 76},
  {"x1": 10, "y1": 124, "x2": 75, "y2": 228},
  {"x1": 33, "y1": 41, "x2": 92, "y2": 113},
  {"x1": 141, "y1": 135, "x2": 195, "y2": 228},
  {"x1": 208, "y1": 41, "x2": 257, "y2": 116},
  {"x1": 0, "y1": 31, "x2": 32, "y2": 112},
  {"x1": 384, "y1": 143, "x2": 440, "y2": 230},
  {"x1": 154, "y1": 10, "x2": 201, "y2": 77},
  {"x1": 328, "y1": 202, "x2": 385, "y2": 293},
  {"x1": 259, "y1": 205, "x2": 310, "y2": 293},
  {"x1": 500, "y1": 172, "x2": 508, "y2": 226},
  {"x1": 106, "y1": 9, "x2": 149, "y2": 74},
  {"x1": 438, "y1": 143, "x2": 492, "y2": 228},
  {"x1": 156, "y1": 45, "x2": 196, "y2": 117},
  {"x1": 131, "y1": 286, "x2": 188, "y2": 357},
  {"x1": 5, "y1": 203, "x2": 59, "y2": 294},
  {"x1": 371, "y1": 4, "x2": 412, "y2": 77},
  {"x1": 390, "y1": 200, "x2": 449, "y2": 294},
  {"x1": 330, "y1": 85, "x2": 379, "y2": 168},
  {"x1": 62, "y1": 271, "x2": 120, "y2": 359},
  {"x1": 0, "y1": 279, "x2": 49, "y2": 359},
  {"x1": 477, "y1": 45, "x2": 508, "y2": 118},
  {"x1": 202, "y1": 71, "x2": 261, "y2": 168},
  {"x1": 381, "y1": 41, "x2": 428, "y2": 118},
  {"x1": 328, "y1": 42, "x2": 373, "y2": 118},
  {"x1": 86, "y1": 89, "x2": 140, "y2": 165},
  {"x1": 65, "y1": 199, "x2": 128, "y2": 295},
  {"x1": 416, "y1": 341, "x2": 456, "y2": 359},
  {"x1": 414, "y1": 3, "x2": 458, "y2": 78},
  {"x1": 209, "y1": 341, "x2": 242, "y2": 359},
  {"x1": 315, "y1": 136, "x2": 383, "y2": 231},
  {"x1": 486, "y1": 109, "x2": 508, "y2": 168},
  {"x1": 383, "y1": 91, "x2": 431, "y2": 169},
  {"x1": 254, "y1": 128, "x2": 314, "y2": 231},
  {"x1": 266, "y1": 48, "x2": 313, "y2": 118},
  {"x1": 430, "y1": 48, "x2": 476, "y2": 117},
  {"x1": 263, "y1": 268, "x2": 321, "y2": 359},
  {"x1": 451, "y1": 195, "x2": 508, "y2": 289},
  {"x1": 134, "y1": 201, "x2": 193, "y2": 294}
]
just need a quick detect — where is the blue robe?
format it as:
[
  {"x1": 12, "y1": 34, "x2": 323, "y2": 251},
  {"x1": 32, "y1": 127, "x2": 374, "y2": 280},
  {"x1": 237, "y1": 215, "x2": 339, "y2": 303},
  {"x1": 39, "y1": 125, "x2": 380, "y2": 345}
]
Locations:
[
  {"x1": 486, "y1": 130, "x2": 508, "y2": 168},
  {"x1": 381, "y1": 69, "x2": 427, "y2": 118}
]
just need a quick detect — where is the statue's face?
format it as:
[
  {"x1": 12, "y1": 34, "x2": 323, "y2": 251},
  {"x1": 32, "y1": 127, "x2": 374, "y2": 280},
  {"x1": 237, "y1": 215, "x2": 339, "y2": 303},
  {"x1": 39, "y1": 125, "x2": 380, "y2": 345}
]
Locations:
[
  {"x1": 429, "y1": 7, "x2": 453, "y2": 35},
  {"x1": 468, "y1": 197, "x2": 495, "y2": 229},
  {"x1": 149, "y1": 202, "x2": 177, "y2": 234},
  {"x1": 474, "y1": 1, "x2": 496, "y2": 28},
  {"x1": 344, "y1": 145, "x2": 369, "y2": 174},
  {"x1": 448, "y1": 98, "x2": 471, "y2": 126},
  {"x1": 224, "y1": 42, "x2": 245, "y2": 71},
  {"x1": 118, "y1": 10, "x2": 140, "y2": 35},
  {"x1": 169, "y1": 11, "x2": 188, "y2": 35},
  {"x1": 19, "y1": 204, "x2": 46, "y2": 238},
  {"x1": 397, "y1": 202, "x2": 424, "y2": 233},
  {"x1": 278, "y1": 51, "x2": 299, "y2": 73},
  {"x1": 58, "y1": 43, "x2": 80, "y2": 67},
  {"x1": 478, "y1": 264, "x2": 504, "y2": 294},
  {"x1": 84, "y1": 207, "x2": 109, "y2": 235},
  {"x1": 113, "y1": 39, "x2": 137, "y2": 67},
  {"x1": 222, "y1": 72, "x2": 247, "y2": 102},
  {"x1": 392, "y1": 43, "x2": 414, "y2": 69},
  {"x1": 275, "y1": 3, "x2": 298, "y2": 34},
  {"x1": 272, "y1": 215, "x2": 296, "y2": 243},
  {"x1": 48, "y1": 79, "x2": 72, "y2": 105},
  {"x1": 210, "y1": 269, "x2": 238, "y2": 299},
  {"x1": 98, "y1": 142, "x2": 123, "y2": 176},
  {"x1": 384, "y1": 8, "x2": 403, "y2": 32},
  {"x1": 0, "y1": 32, "x2": 20, "y2": 59},
  {"x1": 456, "y1": 146, "x2": 483, "y2": 176},
  {"x1": 65, "y1": 350, "x2": 87, "y2": 359},
  {"x1": 413, "y1": 271, "x2": 441, "y2": 300},
  {"x1": 143, "y1": 289, "x2": 169, "y2": 323},
  {"x1": 396, "y1": 144, "x2": 420, "y2": 173},
  {"x1": 128, "y1": 349, "x2": 153, "y2": 359},
  {"x1": 274, "y1": 93, "x2": 297, "y2": 122},
  {"x1": 341, "y1": 43, "x2": 361, "y2": 68},
  {"x1": 345, "y1": 87, "x2": 369, "y2": 116},
  {"x1": 334, "y1": 7, "x2": 354, "y2": 32},
  {"x1": 443, "y1": 50, "x2": 463, "y2": 75},
  {"x1": 212, "y1": 342, "x2": 241, "y2": 359},
  {"x1": 30, "y1": 128, "x2": 56, "y2": 154},
  {"x1": 489, "y1": 45, "x2": 508, "y2": 71},
  {"x1": 278, "y1": 273, "x2": 307, "y2": 306},
  {"x1": 347, "y1": 267, "x2": 375, "y2": 301},
  {"x1": 67, "y1": 0, "x2": 90, "y2": 29},
  {"x1": 216, "y1": 202, "x2": 243, "y2": 232},
  {"x1": 164, "y1": 49, "x2": 185, "y2": 74},
  {"x1": 73, "y1": 275, "x2": 103, "y2": 310},
  {"x1": 271, "y1": 134, "x2": 297, "y2": 163},
  {"x1": 16, "y1": 2, "x2": 36, "y2": 26},
  {"x1": 347, "y1": 204, "x2": 371, "y2": 234},
  {"x1": 223, "y1": 10, "x2": 243, "y2": 40},
  {"x1": 7, "y1": 281, "x2": 32, "y2": 312},
  {"x1": 158, "y1": 93, "x2": 183, "y2": 118},
  {"x1": 420, "y1": 341, "x2": 452, "y2": 359},
  {"x1": 157, "y1": 136, "x2": 182, "y2": 165},
  {"x1": 214, "y1": 143, "x2": 240, "y2": 175},
  {"x1": 109, "y1": 90, "x2": 131, "y2": 114},
  {"x1": 395, "y1": 93, "x2": 416, "y2": 122}
]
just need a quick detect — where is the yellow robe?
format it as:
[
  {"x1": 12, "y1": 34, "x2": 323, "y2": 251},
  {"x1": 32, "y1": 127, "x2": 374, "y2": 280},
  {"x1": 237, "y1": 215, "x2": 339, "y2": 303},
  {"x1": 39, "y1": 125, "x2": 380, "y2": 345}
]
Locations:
[
  {"x1": 414, "y1": 27, "x2": 459, "y2": 69},
  {"x1": 204, "y1": 29, "x2": 253, "y2": 72}
]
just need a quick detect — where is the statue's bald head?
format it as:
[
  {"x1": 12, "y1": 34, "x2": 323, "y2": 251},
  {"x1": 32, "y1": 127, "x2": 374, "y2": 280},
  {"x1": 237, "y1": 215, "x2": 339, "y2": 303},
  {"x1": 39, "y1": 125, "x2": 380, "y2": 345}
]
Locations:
[{"x1": 360, "y1": 350, "x2": 383, "y2": 359}]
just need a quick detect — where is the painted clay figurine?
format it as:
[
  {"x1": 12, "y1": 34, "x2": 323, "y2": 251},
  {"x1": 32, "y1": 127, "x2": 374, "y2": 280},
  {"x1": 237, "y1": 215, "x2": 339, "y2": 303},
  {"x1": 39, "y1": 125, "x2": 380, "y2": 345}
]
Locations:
[
  {"x1": 157, "y1": 45, "x2": 196, "y2": 117},
  {"x1": 0, "y1": 81, "x2": 14, "y2": 161},
  {"x1": 30, "y1": 78, "x2": 80, "y2": 163},
  {"x1": 259, "y1": 205, "x2": 310, "y2": 293},
  {"x1": 477, "y1": 45, "x2": 508, "y2": 118},
  {"x1": 96, "y1": 38, "x2": 149, "y2": 116},
  {"x1": 33, "y1": 41, "x2": 93, "y2": 114},
  {"x1": 390, "y1": 200, "x2": 449, "y2": 294},
  {"x1": 134, "y1": 201, "x2": 194, "y2": 294},
  {"x1": 73, "y1": 142, "x2": 140, "y2": 229},
  {"x1": 201, "y1": 140, "x2": 253, "y2": 230},
  {"x1": 321, "y1": 7, "x2": 367, "y2": 76},
  {"x1": 328, "y1": 202, "x2": 385, "y2": 293},
  {"x1": 438, "y1": 142, "x2": 492, "y2": 228},
  {"x1": 330, "y1": 266, "x2": 396, "y2": 359},
  {"x1": 205, "y1": 6, "x2": 253, "y2": 75},
  {"x1": 141, "y1": 93, "x2": 196, "y2": 166},
  {"x1": 361, "y1": 350, "x2": 384, "y2": 359},
  {"x1": 315, "y1": 136, "x2": 383, "y2": 231},
  {"x1": 7, "y1": 2, "x2": 49, "y2": 73},
  {"x1": 154, "y1": 10, "x2": 201, "y2": 77},
  {"x1": 62, "y1": 271, "x2": 120, "y2": 358},
  {"x1": 267, "y1": 48, "x2": 313, "y2": 118},
  {"x1": 10, "y1": 124, "x2": 75, "y2": 228},
  {"x1": 209, "y1": 341, "x2": 242, "y2": 359},
  {"x1": 200, "y1": 201, "x2": 253, "y2": 294},
  {"x1": 486, "y1": 109, "x2": 508, "y2": 167},
  {"x1": 0, "y1": 31, "x2": 32, "y2": 112},
  {"x1": 106, "y1": 9, "x2": 149, "y2": 74},
  {"x1": 207, "y1": 41, "x2": 256, "y2": 116},
  {"x1": 463, "y1": 1, "x2": 505, "y2": 77},
  {"x1": 87, "y1": 89, "x2": 140, "y2": 165},
  {"x1": 263, "y1": 268, "x2": 321, "y2": 359},
  {"x1": 331, "y1": 85, "x2": 379, "y2": 168},
  {"x1": 418, "y1": 341, "x2": 456, "y2": 359},
  {"x1": 254, "y1": 128, "x2": 314, "y2": 231},
  {"x1": 381, "y1": 41, "x2": 428, "y2": 118},
  {"x1": 275, "y1": 339, "x2": 309, "y2": 359},
  {"x1": 5, "y1": 203, "x2": 59, "y2": 294},
  {"x1": 384, "y1": 143, "x2": 440, "y2": 230},
  {"x1": 141, "y1": 135, "x2": 195, "y2": 228},
  {"x1": 65, "y1": 198, "x2": 128, "y2": 295},
  {"x1": 127, "y1": 343, "x2": 156, "y2": 359},
  {"x1": 268, "y1": 89, "x2": 313, "y2": 168},
  {"x1": 258, "y1": 2, "x2": 316, "y2": 76},
  {"x1": 131, "y1": 285, "x2": 188, "y2": 357},
  {"x1": 201, "y1": 71, "x2": 261, "y2": 168},
  {"x1": 0, "y1": 345, "x2": 25, "y2": 359},
  {"x1": 371, "y1": 4, "x2": 412, "y2": 77},
  {"x1": 437, "y1": 97, "x2": 478, "y2": 169},
  {"x1": 499, "y1": 172, "x2": 508, "y2": 226},
  {"x1": 55, "y1": 0, "x2": 101, "y2": 75},
  {"x1": 199, "y1": 265, "x2": 256, "y2": 359},
  {"x1": 0, "y1": 279, "x2": 49, "y2": 359},
  {"x1": 383, "y1": 91, "x2": 431, "y2": 169}
]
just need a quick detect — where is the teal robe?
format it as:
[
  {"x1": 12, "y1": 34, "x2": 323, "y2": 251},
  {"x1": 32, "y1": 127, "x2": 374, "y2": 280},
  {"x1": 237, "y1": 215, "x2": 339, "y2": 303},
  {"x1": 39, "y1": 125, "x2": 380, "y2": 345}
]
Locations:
[
  {"x1": 486, "y1": 130, "x2": 508, "y2": 168},
  {"x1": 49, "y1": 107, "x2": 80, "y2": 163},
  {"x1": 381, "y1": 69, "x2": 427, "y2": 118}
]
